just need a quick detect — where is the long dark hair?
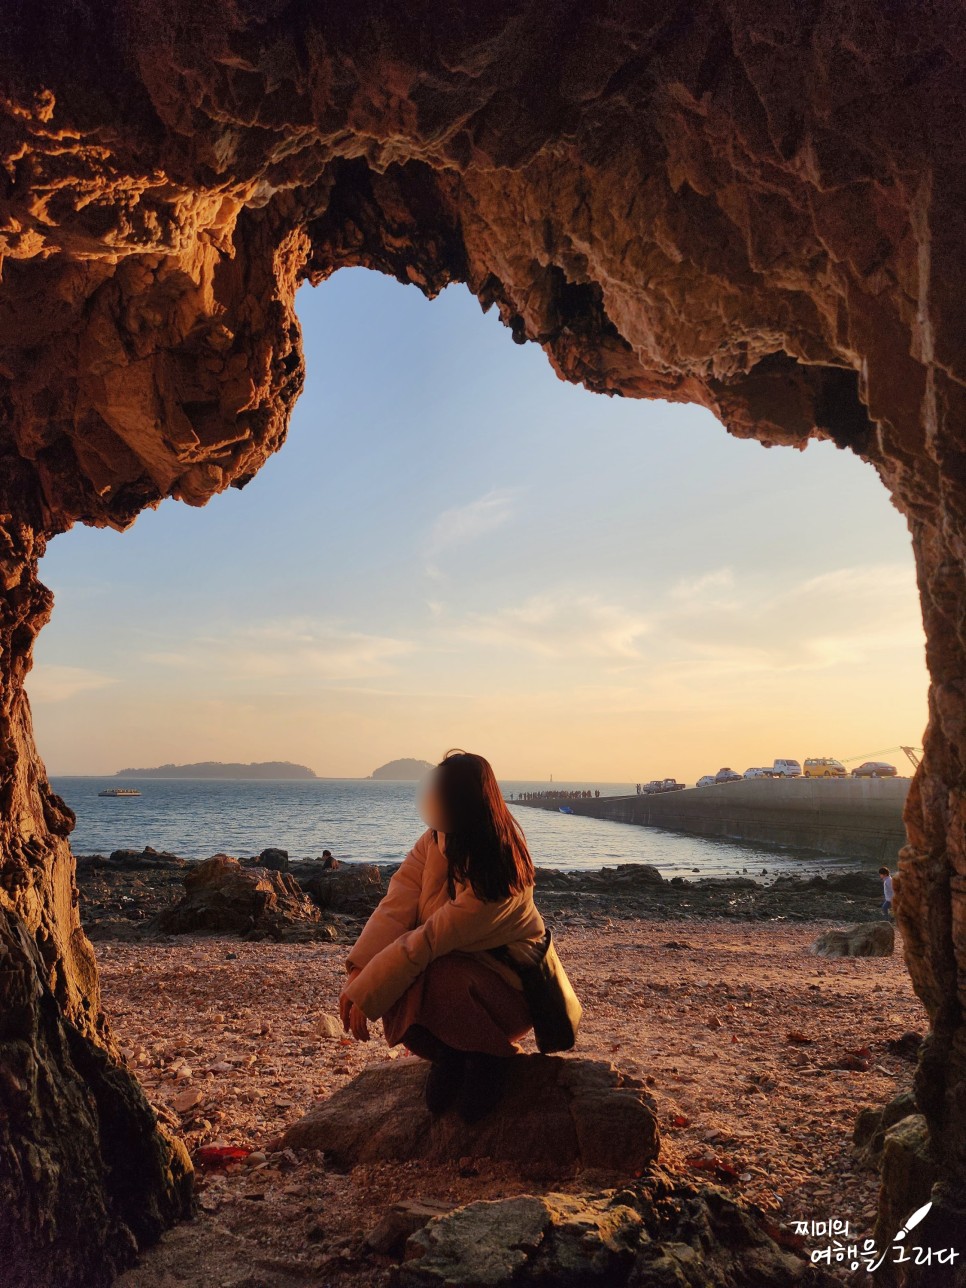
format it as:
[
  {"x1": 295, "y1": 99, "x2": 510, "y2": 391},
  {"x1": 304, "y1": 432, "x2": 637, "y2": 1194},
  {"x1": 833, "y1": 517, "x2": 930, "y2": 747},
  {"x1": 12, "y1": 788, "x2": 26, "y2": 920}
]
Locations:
[{"x1": 434, "y1": 750, "x2": 536, "y2": 902}]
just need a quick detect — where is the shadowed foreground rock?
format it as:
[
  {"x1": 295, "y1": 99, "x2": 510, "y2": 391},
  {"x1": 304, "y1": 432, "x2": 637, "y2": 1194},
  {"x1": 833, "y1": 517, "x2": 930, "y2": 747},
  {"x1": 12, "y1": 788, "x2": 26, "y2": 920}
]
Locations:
[
  {"x1": 854, "y1": 1089, "x2": 919, "y2": 1170},
  {"x1": 872, "y1": 1115, "x2": 938, "y2": 1283},
  {"x1": 156, "y1": 855, "x2": 328, "y2": 941},
  {"x1": 283, "y1": 1056, "x2": 659, "y2": 1177},
  {"x1": 811, "y1": 921, "x2": 894, "y2": 958},
  {"x1": 0, "y1": 908, "x2": 193, "y2": 1288},
  {"x1": 393, "y1": 1174, "x2": 838, "y2": 1288}
]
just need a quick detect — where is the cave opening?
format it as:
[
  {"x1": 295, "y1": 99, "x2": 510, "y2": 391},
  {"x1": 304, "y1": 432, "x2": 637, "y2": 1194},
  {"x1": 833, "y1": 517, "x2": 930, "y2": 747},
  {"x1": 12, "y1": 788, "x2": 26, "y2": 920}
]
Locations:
[
  {"x1": 25, "y1": 267, "x2": 931, "y2": 1280},
  {"x1": 3, "y1": 4, "x2": 966, "y2": 1284}
]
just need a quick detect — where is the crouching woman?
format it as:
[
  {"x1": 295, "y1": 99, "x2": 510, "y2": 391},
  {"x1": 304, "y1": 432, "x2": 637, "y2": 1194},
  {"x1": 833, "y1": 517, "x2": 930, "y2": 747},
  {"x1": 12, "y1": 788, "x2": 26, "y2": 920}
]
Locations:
[{"x1": 338, "y1": 750, "x2": 546, "y2": 1122}]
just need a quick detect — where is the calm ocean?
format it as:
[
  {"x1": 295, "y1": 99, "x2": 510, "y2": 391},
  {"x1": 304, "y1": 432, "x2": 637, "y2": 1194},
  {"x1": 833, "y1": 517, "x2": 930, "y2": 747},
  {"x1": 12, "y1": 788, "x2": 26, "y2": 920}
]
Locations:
[{"x1": 51, "y1": 777, "x2": 865, "y2": 880}]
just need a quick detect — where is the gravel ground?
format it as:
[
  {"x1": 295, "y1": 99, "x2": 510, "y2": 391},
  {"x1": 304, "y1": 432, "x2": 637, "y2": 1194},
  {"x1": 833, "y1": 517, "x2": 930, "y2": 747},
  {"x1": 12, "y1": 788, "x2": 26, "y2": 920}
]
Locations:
[{"x1": 104, "y1": 919, "x2": 925, "y2": 1287}]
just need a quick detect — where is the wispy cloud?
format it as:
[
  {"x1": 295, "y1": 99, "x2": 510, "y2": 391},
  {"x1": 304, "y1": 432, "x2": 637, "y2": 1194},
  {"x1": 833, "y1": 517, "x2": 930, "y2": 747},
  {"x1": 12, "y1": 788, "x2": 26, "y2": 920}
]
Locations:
[
  {"x1": 446, "y1": 592, "x2": 651, "y2": 661},
  {"x1": 144, "y1": 618, "x2": 414, "y2": 686},
  {"x1": 425, "y1": 488, "x2": 520, "y2": 577},
  {"x1": 656, "y1": 561, "x2": 923, "y2": 683},
  {"x1": 28, "y1": 665, "x2": 117, "y2": 703},
  {"x1": 432, "y1": 562, "x2": 920, "y2": 688},
  {"x1": 669, "y1": 567, "x2": 736, "y2": 605}
]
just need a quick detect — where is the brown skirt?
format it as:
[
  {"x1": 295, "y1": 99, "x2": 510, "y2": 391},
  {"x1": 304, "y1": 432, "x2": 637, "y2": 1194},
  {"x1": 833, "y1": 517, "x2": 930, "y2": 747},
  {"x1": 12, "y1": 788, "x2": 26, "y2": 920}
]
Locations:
[{"x1": 382, "y1": 954, "x2": 532, "y2": 1058}]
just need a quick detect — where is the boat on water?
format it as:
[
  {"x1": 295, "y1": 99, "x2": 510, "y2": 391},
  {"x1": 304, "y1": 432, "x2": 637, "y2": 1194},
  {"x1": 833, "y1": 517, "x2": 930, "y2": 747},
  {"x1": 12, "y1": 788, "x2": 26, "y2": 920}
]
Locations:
[
  {"x1": 98, "y1": 788, "x2": 142, "y2": 798},
  {"x1": 558, "y1": 806, "x2": 574, "y2": 814}
]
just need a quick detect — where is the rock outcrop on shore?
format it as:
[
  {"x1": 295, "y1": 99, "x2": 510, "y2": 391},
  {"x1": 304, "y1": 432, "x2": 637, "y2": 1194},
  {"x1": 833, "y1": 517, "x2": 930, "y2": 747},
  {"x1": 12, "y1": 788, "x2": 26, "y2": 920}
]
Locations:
[
  {"x1": 77, "y1": 848, "x2": 189, "y2": 940},
  {"x1": 811, "y1": 922, "x2": 895, "y2": 959},
  {"x1": 156, "y1": 855, "x2": 328, "y2": 942},
  {"x1": 292, "y1": 861, "x2": 385, "y2": 917},
  {"x1": 254, "y1": 847, "x2": 289, "y2": 872},
  {"x1": 537, "y1": 865, "x2": 884, "y2": 924},
  {"x1": 85, "y1": 847, "x2": 187, "y2": 871},
  {"x1": 74, "y1": 856, "x2": 889, "y2": 942}
]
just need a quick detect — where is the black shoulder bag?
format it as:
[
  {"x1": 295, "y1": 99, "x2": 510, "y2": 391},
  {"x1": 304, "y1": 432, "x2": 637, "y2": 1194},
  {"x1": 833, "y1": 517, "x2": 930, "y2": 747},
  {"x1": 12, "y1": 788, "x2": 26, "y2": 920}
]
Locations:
[{"x1": 491, "y1": 927, "x2": 582, "y2": 1054}]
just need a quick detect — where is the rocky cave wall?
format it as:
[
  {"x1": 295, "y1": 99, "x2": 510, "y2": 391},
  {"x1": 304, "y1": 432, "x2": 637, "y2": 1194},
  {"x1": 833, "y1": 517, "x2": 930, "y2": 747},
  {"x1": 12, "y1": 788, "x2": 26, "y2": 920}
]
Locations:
[{"x1": 2, "y1": 1, "x2": 965, "y2": 1282}]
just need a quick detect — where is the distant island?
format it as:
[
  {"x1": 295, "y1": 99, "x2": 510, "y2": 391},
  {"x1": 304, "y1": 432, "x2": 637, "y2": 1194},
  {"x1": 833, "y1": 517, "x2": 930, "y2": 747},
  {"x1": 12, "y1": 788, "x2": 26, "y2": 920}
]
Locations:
[
  {"x1": 370, "y1": 758, "x2": 434, "y2": 781},
  {"x1": 115, "y1": 761, "x2": 318, "y2": 780}
]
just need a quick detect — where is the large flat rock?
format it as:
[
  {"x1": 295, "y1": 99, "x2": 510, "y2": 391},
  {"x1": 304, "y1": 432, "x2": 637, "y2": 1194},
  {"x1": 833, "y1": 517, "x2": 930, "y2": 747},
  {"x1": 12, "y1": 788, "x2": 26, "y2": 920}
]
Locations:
[
  {"x1": 282, "y1": 1055, "x2": 659, "y2": 1178},
  {"x1": 811, "y1": 921, "x2": 894, "y2": 958}
]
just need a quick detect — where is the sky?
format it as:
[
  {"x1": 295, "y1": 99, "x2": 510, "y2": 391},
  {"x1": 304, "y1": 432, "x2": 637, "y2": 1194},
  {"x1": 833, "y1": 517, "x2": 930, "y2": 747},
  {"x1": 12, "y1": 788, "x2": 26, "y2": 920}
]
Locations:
[{"x1": 30, "y1": 268, "x2": 928, "y2": 782}]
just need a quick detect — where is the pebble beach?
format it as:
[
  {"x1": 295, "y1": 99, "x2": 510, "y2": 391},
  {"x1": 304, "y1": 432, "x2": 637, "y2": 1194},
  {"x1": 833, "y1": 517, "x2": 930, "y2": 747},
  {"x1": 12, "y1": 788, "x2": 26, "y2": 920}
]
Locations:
[{"x1": 102, "y1": 916, "x2": 925, "y2": 1287}]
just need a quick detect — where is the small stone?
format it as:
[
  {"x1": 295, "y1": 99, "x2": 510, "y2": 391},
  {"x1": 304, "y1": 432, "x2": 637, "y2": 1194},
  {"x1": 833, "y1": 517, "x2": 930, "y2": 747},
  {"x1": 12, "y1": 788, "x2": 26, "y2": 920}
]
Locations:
[
  {"x1": 366, "y1": 1200, "x2": 453, "y2": 1257},
  {"x1": 172, "y1": 1088, "x2": 204, "y2": 1114},
  {"x1": 317, "y1": 1013, "x2": 343, "y2": 1039}
]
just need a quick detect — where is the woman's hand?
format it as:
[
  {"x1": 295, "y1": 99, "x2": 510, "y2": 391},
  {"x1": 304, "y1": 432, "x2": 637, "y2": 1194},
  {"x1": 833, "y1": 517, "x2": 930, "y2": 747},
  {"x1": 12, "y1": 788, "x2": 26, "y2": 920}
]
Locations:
[
  {"x1": 339, "y1": 968, "x2": 364, "y2": 1035},
  {"x1": 347, "y1": 1003, "x2": 370, "y2": 1041}
]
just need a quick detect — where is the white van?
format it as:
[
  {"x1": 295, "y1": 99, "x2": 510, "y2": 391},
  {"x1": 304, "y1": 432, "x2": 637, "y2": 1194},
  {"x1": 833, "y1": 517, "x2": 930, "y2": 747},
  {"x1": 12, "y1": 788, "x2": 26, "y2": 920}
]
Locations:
[{"x1": 767, "y1": 759, "x2": 802, "y2": 778}]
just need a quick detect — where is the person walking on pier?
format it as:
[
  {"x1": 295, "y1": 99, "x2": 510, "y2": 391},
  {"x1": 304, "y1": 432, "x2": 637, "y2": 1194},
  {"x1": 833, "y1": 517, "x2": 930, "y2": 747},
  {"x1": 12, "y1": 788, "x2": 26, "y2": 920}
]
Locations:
[{"x1": 879, "y1": 866, "x2": 894, "y2": 919}]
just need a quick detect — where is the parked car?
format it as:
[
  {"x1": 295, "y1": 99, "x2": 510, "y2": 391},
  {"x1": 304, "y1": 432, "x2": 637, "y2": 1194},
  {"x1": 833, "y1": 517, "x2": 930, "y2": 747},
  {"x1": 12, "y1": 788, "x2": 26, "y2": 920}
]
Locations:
[
  {"x1": 765, "y1": 759, "x2": 802, "y2": 778},
  {"x1": 642, "y1": 778, "x2": 686, "y2": 794},
  {"x1": 852, "y1": 761, "x2": 898, "y2": 778},
  {"x1": 804, "y1": 757, "x2": 847, "y2": 778},
  {"x1": 696, "y1": 775, "x2": 716, "y2": 787},
  {"x1": 715, "y1": 767, "x2": 742, "y2": 783},
  {"x1": 743, "y1": 767, "x2": 767, "y2": 779}
]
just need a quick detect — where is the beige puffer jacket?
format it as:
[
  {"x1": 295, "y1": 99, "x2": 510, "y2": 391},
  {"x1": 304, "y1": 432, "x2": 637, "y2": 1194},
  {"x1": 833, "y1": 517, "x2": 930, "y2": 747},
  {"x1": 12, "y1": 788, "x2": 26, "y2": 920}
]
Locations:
[{"x1": 345, "y1": 829, "x2": 546, "y2": 1020}]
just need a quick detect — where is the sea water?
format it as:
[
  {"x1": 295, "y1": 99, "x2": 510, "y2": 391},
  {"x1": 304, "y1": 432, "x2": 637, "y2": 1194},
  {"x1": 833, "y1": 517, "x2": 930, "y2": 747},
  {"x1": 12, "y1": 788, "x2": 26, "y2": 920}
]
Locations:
[{"x1": 52, "y1": 776, "x2": 868, "y2": 880}]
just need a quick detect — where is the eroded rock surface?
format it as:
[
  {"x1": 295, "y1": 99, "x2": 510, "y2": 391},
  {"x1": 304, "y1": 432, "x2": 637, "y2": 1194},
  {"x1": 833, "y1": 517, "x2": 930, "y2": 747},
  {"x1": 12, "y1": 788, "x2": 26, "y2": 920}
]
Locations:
[
  {"x1": 77, "y1": 849, "x2": 188, "y2": 940},
  {"x1": 1, "y1": 3, "x2": 966, "y2": 1282},
  {"x1": 156, "y1": 855, "x2": 328, "y2": 941},
  {"x1": 254, "y1": 847, "x2": 289, "y2": 873},
  {"x1": 872, "y1": 1115, "x2": 940, "y2": 1286},
  {"x1": 293, "y1": 861, "x2": 385, "y2": 916},
  {"x1": 394, "y1": 1176, "x2": 837, "y2": 1288},
  {"x1": 811, "y1": 921, "x2": 895, "y2": 958},
  {"x1": 854, "y1": 1089, "x2": 919, "y2": 1170},
  {"x1": 282, "y1": 1055, "x2": 660, "y2": 1178}
]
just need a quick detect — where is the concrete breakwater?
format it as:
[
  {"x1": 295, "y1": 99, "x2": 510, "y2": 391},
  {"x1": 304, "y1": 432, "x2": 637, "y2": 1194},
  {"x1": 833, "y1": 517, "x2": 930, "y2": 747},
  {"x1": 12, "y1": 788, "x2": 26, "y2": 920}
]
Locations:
[{"x1": 515, "y1": 776, "x2": 909, "y2": 863}]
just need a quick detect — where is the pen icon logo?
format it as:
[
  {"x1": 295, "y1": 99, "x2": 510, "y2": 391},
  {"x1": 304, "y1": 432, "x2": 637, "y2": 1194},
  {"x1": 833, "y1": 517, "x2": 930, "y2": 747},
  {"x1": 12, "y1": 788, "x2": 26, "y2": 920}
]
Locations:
[{"x1": 893, "y1": 1201, "x2": 933, "y2": 1243}]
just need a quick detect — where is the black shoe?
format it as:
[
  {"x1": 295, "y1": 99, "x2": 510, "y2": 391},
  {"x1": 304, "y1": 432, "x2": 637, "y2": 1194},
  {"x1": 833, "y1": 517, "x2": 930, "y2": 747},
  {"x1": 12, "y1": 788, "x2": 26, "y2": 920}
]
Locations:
[
  {"x1": 424, "y1": 1053, "x2": 465, "y2": 1115},
  {"x1": 456, "y1": 1054, "x2": 510, "y2": 1124}
]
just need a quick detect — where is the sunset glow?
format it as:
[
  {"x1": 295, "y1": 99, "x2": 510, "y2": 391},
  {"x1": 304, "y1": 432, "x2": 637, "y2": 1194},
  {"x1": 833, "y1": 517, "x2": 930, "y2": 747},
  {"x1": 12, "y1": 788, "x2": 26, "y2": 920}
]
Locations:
[{"x1": 31, "y1": 270, "x2": 928, "y2": 783}]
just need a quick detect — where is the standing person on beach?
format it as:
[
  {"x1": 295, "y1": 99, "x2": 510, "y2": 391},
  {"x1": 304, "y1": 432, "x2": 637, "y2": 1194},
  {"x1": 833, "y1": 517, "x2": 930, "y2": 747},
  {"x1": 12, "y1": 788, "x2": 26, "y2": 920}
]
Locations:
[
  {"x1": 879, "y1": 866, "x2": 894, "y2": 919},
  {"x1": 338, "y1": 750, "x2": 548, "y2": 1122}
]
